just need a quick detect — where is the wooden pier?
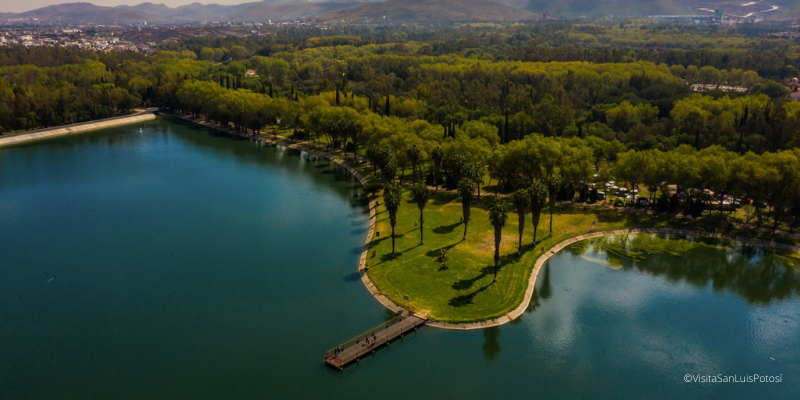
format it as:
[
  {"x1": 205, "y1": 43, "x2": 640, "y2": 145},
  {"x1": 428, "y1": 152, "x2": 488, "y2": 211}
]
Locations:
[{"x1": 325, "y1": 314, "x2": 427, "y2": 370}]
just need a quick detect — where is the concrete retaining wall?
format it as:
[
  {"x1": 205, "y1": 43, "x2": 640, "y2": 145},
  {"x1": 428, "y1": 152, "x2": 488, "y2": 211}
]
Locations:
[{"x1": 0, "y1": 113, "x2": 156, "y2": 148}]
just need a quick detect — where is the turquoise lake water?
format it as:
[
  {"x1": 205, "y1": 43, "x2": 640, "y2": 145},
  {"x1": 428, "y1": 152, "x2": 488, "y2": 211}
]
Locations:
[{"x1": 1, "y1": 118, "x2": 798, "y2": 399}]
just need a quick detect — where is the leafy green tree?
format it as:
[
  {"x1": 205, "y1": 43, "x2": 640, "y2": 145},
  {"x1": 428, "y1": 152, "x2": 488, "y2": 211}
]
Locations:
[
  {"x1": 749, "y1": 81, "x2": 789, "y2": 99},
  {"x1": 410, "y1": 182, "x2": 431, "y2": 245},
  {"x1": 488, "y1": 197, "x2": 508, "y2": 283},
  {"x1": 381, "y1": 147, "x2": 398, "y2": 183},
  {"x1": 198, "y1": 47, "x2": 215, "y2": 61},
  {"x1": 228, "y1": 46, "x2": 248, "y2": 61},
  {"x1": 407, "y1": 144, "x2": 421, "y2": 182},
  {"x1": 367, "y1": 144, "x2": 381, "y2": 175}
]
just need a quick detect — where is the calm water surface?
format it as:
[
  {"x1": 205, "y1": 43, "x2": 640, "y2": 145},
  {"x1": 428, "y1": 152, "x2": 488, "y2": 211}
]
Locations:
[{"x1": 1, "y1": 118, "x2": 798, "y2": 399}]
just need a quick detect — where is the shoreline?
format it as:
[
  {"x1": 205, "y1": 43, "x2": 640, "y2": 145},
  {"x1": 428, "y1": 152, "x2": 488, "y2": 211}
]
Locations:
[
  {"x1": 426, "y1": 228, "x2": 800, "y2": 330},
  {"x1": 162, "y1": 113, "x2": 410, "y2": 317},
  {"x1": 159, "y1": 114, "x2": 800, "y2": 330},
  {"x1": 0, "y1": 109, "x2": 158, "y2": 148}
]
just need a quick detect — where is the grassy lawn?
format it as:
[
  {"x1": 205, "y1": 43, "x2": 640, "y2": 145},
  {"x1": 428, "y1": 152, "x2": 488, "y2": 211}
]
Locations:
[
  {"x1": 365, "y1": 187, "x2": 800, "y2": 323},
  {"x1": 241, "y1": 126, "x2": 800, "y2": 322}
]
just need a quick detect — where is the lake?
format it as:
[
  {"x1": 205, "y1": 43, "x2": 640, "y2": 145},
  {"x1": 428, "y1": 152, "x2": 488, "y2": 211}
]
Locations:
[{"x1": 1, "y1": 118, "x2": 797, "y2": 399}]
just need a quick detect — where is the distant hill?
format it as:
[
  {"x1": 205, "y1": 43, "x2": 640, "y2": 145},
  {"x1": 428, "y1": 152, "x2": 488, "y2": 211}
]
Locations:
[
  {"x1": 0, "y1": 0, "x2": 794, "y2": 24},
  {"x1": 6, "y1": 3, "x2": 151, "y2": 24},
  {"x1": 118, "y1": 2, "x2": 261, "y2": 22},
  {"x1": 317, "y1": 0, "x2": 539, "y2": 23},
  {"x1": 523, "y1": 0, "x2": 686, "y2": 17},
  {"x1": 0, "y1": 1, "x2": 382, "y2": 24},
  {"x1": 226, "y1": 2, "x2": 360, "y2": 22},
  {"x1": 521, "y1": 0, "x2": 789, "y2": 19}
]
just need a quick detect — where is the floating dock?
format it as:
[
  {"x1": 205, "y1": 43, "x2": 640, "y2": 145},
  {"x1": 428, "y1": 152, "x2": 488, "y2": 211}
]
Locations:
[{"x1": 325, "y1": 314, "x2": 427, "y2": 370}]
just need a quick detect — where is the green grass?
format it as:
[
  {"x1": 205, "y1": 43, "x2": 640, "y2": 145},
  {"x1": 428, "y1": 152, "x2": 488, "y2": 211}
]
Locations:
[
  {"x1": 365, "y1": 189, "x2": 800, "y2": 323},
  {"x1": 242, "y1": 128, "x2": 800, "y2": 322}
]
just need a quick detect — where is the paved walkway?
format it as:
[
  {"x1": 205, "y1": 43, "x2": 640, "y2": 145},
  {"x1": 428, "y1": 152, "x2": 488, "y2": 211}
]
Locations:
[
  {"x1": 426, "y1": 227, "x2": 800, "y2": 330},
  {"x1": 0, "y1": 108, "x2": 158, "y2": 148}
]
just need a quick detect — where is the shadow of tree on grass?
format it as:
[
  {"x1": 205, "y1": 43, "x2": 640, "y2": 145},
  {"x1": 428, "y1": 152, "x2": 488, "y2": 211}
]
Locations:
[
  {"x1": 449, "y1": 281, "x2": 493, "y2": 307},
  {"x1": 451, "y1": 266, "x2": 493, "y2": 291},
  {"x1": 433, "y1": 222, "x2": 462, "y2": 235},
  {"x1": 425, "y1": 242, "x2": 461, "y2": 258}
]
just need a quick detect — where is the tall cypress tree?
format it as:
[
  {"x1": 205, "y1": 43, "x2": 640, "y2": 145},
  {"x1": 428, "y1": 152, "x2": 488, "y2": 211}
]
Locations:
[
  {"x1": 385, "y1": 95, "x2": 390, "y2": 116},
  {"x1": 335, "y1": 87, "x2": 340, "y2": 105},
  {"x1": 504, "y1": 111, "x2": 509, "y2": 143}
]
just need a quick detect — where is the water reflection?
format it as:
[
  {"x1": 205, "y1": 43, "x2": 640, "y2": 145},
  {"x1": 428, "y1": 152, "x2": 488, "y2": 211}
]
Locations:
[
  {"x1": 538, "y1": 263, "x2": 553, "y2": 300},
  {"x1": 568, "y1": 234, "x2": 800, "y2": 304},
  {"x1": 482, "y1": 327, "x2": 501, "y2": 362}
]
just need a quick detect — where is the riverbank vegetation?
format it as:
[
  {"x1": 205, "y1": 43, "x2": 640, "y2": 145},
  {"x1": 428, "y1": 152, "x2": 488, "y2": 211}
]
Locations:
[{"x1": 4, "y1": 21, "x2": 800, "y2": 320}]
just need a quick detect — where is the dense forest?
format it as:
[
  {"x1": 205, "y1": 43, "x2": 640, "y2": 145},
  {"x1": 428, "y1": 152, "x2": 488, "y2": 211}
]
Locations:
[{"x1": 3, "y1": 21, "x2": 800, "y2": 229}]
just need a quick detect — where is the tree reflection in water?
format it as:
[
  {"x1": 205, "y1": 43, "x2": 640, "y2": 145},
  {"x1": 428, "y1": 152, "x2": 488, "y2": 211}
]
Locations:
[
  {"x1": 482, "y1": 326, "x2": 501, "y2": 362},
  {"x1": 568, "y1": 234, "x2": 800, "y2": 305}
]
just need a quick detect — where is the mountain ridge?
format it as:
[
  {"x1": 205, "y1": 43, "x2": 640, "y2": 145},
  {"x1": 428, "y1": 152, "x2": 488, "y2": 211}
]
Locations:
[
  {"x1": 317, "y1": 0, "x2": 539, "y2": 23},
  {"x1": 0, "y1": 0, "x2": 793, "y2": 24}
]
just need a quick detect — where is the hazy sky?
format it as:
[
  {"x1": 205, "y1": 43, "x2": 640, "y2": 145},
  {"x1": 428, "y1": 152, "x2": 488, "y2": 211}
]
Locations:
[{"x1": 1, "y1": 0, "x2": 255, "y2": 14}]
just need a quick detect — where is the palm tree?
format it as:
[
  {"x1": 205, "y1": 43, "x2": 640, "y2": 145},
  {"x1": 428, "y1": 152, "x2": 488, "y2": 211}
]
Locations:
[
  {"x1": 383, "y1": 180, "x2": 402, "y2": 256},
  {"x1": 511, "y1": 188, "x2": 529, "y2": 255},
  {"x1": 529, "y1": 182, "x2": 548, "y2": 245},
  {"x1": 458, "y1": 178, "x2": 476, "y2": 241},
  {"x1": 464, "y1": 162, "x2": 484, "y2": 198},
  {"x1": 546, "y1": 174, "x2": 562, "y2": 237},
  {"x1": 407, "y1": 144, "x2": 421, "y2": 182},
  {"x1": 489, "y1": 197, "x2": 508, "y2": 283},
  {"x1": 431, "y1": 146, "x2": 444, "y2": 192},
  {"x1": 410, "y1": 181, "x2": 430, "y2": 245}
]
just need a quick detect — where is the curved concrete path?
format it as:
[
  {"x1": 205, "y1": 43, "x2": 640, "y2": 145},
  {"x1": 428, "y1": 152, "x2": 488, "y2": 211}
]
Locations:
[
  {"x1": 426, "y1": 228, "x2": 800, "y2": 330},
  {"x1": 0, "y1": 109, "x2": 157, "y2": 148},
  {"x1": 167, "y1": 114, "x2": 800, "y2": 331}
]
